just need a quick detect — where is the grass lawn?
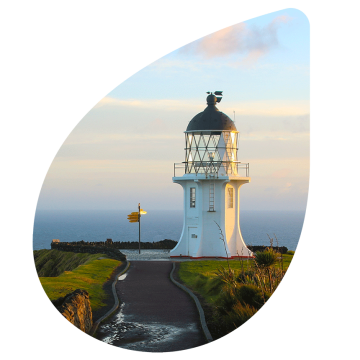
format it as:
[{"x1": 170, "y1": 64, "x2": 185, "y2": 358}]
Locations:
[
  {"x1": 177, "y1": 254, "x2": 294, "y2": 304},
  {"x1": 39, "y1": 257, "x2": 122, "y2": 311}
]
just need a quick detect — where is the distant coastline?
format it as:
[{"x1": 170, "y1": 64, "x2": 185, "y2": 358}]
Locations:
[{"x1": 33, "y1": 210, "x2": 304, "y2": 251}]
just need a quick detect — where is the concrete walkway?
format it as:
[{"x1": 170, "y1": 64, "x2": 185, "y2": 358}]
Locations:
[{"x1": 96, "y1": 261, "x2": 207, "y2": 352}]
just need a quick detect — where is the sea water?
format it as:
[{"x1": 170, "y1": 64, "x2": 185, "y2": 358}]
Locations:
[{"x1": 33, "y1": 210, "x2": 305, "y2": 252}]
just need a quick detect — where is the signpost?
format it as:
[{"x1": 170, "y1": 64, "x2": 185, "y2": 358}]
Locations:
[{"x1": 127, "y1": 203, "x2": 147, "y2": 254}]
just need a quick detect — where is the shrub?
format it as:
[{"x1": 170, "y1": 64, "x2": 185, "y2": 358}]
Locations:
[
  {"x1": 235, "y1": 284, "x2": 270, "y2": 310},
  {"x1": 216, "y1": 300, "x2": 258, "y2": 333},
  {"x1": 229, "y1": 302, "x2": 258, "y2": 327},
  {"x1": 255, "y1": 248, "x2": 279, "y2": 269},
  {"x1": 236, "y1": 270, "x2": 257, "y2": 284},
  {"x1": 287, "y1": 250, "x2": 295, "y2": 255},
  {"x1": 215, "y1": 288, "x2": 238, "y2": 316},
  {"x1": 254, "y1": 248, "x2": 282, "y2": 293},
  {"x1": 215, "y1": 265, "x2": 236, "y2": 290}
]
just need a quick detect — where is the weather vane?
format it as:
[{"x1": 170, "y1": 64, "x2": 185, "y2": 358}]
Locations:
[{"x1": 206, "y1": 91, "x2": 223, "y2": 103}]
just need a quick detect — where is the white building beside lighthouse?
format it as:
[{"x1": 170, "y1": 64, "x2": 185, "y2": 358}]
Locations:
[{"x1": 170, "y1": 92, "x2": 252, "y2": 259}]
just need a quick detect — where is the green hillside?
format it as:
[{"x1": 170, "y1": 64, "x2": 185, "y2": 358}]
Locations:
[{"x1": 34, "y1": 249, "x2": 106, "y2": 277}]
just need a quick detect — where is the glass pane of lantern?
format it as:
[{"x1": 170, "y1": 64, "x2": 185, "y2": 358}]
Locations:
[
  {"x1": 213, "y1": 150, "x2": 221, "y2": 162},
  {"x1": 198, "y1": 135, "x2": 206, "y2": 149},
  {"x1": 198, "y1": 148, "x2": 206, "y2": 162},
  {"x1": 190, "y1": 148, "x2": 197, "y2": 161},
  {"x1": 187, "y1": 134, "x2": 193, "y2": 148},
  {"x1": 210, "y1": 134, "x2": 220, "y2": 148},
  {"x1": 231, "y1": 132, "x2": 237, "y2": 148},
  {"x1": 187, "y1": 150, "x2": 193, "y2": 162},
  {"x1": 230, "y1": 149, "x2": 236, "y2": 161},
  {"x1": 223, "y1": 132, "x2": 231, "y2": 147},
  {"x1": 203, "y1": 134, "x2": 210, "y2": 148},
  {"x1": 194, "y1": 149, "x2": 201, "y2": 161},
  {"x1": 217, "y1": 134, "x2": 225, "y2": 151},
  {"x1": 193, "y1": 134, "x2": 200, "y2": 150}
]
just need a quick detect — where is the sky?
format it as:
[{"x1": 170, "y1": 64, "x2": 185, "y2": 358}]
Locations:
[{"x1": 37, "y1": 8, "x2": 309, "y2": 212}]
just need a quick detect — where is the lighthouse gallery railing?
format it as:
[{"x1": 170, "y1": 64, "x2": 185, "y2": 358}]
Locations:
[{"x1": 173, "y1": 161, "x2": 249, "y2": 178}]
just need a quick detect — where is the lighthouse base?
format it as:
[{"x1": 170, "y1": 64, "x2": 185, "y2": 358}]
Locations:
[{"x1": 171, "y1": 174, "x2": 253, "y2": 259}]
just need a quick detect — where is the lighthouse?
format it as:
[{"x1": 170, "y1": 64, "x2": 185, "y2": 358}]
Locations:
[{"x1": 170, "y1": 92, "x2": 253, "y2": 259}]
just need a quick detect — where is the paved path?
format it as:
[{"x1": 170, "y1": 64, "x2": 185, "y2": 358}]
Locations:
[{"x1": 96, "y1": 261, "x2": 207, "y2": 352}]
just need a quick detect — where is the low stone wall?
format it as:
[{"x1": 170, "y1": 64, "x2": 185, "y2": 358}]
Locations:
[
  {"x1": 51, "y1": 242, "x2": 126, "y2": 261},
  {"x1": 53, "y1": 289, "x2": 93, "y2": 333},
  {"x1": 52, "y1": 239, "x2": 177, "y2": 250}
]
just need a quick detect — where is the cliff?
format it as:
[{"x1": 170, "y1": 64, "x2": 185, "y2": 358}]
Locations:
[
  {"x1": 53, "y1": 289, "x2": 93, "y2": 333},
  {"x1": 34, "y1": 249, "x2": 103, "y2": 277},
  {"x1": 51, "y1": 242, "x2": 126, "y2": 261}
]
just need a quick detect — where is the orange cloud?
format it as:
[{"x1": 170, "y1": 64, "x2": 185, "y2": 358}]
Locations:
[
  {"x1": 182, "y1": 15, "x2": 291, "y2": 65},
  {"x1": 194, "y1": 23, "x2": 247, "y2": 58},
  {"x1": 271, "y1": 169, "x2": 292, "y2": 178}
]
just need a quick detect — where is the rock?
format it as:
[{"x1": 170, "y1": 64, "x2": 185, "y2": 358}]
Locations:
[{"x1": 54, "y1": 289, "x2": 93, "y2": 333}]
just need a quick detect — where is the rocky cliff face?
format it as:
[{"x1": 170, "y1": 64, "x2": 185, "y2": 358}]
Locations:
[{"x1": 53, "y1": 289, "x2": 93, "y2": 333}]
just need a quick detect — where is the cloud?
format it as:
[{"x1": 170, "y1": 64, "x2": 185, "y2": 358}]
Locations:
[
  {"x1": 223, "y1": 100, "x2": 309, "y2": 117},
  {"x1": 95, "y1": 96, "x2": 308, "y2": 118},
  {"x1": 271, "y1": 169, "x2": 292, "y2": 178},
  {"x1": 94, "y1": 96, "x2": 203, "y2": 113},
  {"x1": 189, "y1": 22, "x2": 247, "y2": 59},
  {"x1": 181, "y1": 15, "x2": 291, "y2": 65}
]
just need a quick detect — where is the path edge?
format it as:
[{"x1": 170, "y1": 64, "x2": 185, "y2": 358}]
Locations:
[
  {"x1": 89, "y1": 260, "x2": 131, "y2": 337},
  {"x1": 170, "y1": 262, "x2": 213, "y2": 343}
]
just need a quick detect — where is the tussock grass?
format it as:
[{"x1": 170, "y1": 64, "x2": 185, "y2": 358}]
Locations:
[{"x1": 178, "y1": 253, "x2": 294, "y2": 338}]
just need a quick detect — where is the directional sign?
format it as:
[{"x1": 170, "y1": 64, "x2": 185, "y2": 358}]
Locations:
[
  {"x1": 127, "y1": 203, "x2": 147, "y2": 254},
  {"x1": 127, "y1": 210, "x2": 147, "y2": 223},
  {"x1": 127, "y1": 214, "x2": 139, "y2": 222}
]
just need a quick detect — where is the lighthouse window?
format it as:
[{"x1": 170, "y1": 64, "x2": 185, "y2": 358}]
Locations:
[
  {"x1": 227, "y1": 187, "x2": 234, "y2": 208},
  {"x1": 190, "y1": 188, "x2": 196, "y2": 208}
]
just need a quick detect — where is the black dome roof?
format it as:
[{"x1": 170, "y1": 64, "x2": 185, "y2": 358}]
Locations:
[{"x1": 186, "y1": 94, "x2": 237, "y2": 132}]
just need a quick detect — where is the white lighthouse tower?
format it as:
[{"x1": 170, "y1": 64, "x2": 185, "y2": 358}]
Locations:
[{"x1": 170, "y1": 92, "x2": 252, "y2": 259}]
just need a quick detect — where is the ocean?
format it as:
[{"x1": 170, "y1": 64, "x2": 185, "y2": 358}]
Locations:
[{"x1": 33, "y1": 210, "x2": 305, "y2": 251}]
